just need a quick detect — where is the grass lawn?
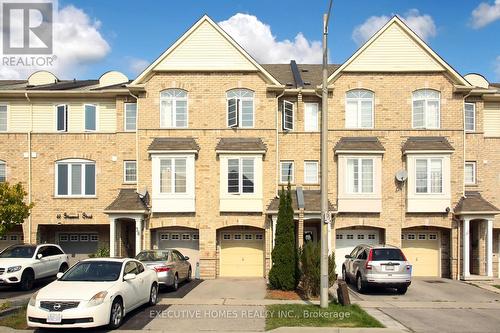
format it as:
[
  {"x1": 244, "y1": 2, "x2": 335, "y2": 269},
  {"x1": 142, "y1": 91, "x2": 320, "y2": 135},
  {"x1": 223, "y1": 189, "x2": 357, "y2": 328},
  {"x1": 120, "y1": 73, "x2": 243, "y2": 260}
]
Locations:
[
  {"x1": 265, "y1": 302, "x2": 383, "y2": 331},
  {"x1": 492, "y1": 285, "x2": 500, "y2": 290},
  {"x1": 0, "y1": 306, "x2": 29, "y2": 330}
]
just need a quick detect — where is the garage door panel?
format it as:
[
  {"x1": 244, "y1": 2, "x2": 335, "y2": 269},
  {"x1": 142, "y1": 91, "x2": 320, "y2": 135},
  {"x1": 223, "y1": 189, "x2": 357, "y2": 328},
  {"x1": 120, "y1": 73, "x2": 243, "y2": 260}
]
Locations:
[
  {"x1": 220, "y1": 233, "x2": 264, "y2": 277},
  {"x1": 335, "y1": 229, "x2": 381, "y2": 275},
  {"x1": 402, "y1": 232, "x2": 439, "y2": 277},
  {"x1": 157, "y1": 230, "x2": 199, "y2": 268}
]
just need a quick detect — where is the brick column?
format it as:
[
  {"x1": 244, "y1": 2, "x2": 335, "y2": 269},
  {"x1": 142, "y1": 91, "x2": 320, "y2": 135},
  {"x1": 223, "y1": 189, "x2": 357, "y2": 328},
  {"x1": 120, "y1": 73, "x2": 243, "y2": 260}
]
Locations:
[{"x1": 199, "y1": 228, "x2": 217, "y2": 279}]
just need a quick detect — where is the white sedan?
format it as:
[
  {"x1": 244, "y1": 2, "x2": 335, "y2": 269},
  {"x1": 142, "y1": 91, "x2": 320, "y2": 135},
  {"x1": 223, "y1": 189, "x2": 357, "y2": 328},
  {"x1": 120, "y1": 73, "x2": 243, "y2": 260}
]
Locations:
[{"x1": 27, "y1": 258, "x2": 159, "y2": 329}]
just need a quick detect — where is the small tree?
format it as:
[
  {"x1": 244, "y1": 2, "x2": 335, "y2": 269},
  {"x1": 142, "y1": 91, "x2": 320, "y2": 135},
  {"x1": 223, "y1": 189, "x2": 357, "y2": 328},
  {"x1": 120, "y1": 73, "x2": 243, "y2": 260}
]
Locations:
[
  {"x1": 299, "y1": 241, "x2": 336, "y2": 298},
  {"x1": 269, "y1": 185, "x2": 298, "y2": 290},
  {"x1": 0, "y1": 182, "x2": 33, "y2": 237}
]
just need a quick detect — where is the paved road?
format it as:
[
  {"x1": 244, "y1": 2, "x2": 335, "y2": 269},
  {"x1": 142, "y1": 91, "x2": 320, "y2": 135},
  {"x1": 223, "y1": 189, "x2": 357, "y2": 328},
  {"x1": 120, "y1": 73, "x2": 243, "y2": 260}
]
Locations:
[{"x1": 0, "y1": 277, "x2": 56, "y2": 301}]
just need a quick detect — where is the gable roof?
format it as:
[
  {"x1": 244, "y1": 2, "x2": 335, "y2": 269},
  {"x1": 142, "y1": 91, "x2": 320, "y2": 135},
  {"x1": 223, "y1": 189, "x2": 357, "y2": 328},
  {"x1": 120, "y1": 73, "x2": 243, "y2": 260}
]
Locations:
[
  {"x1": 327, "y1": 16, "x2": 470, "y2": 86},
  {"x1": 455, "y1": 191, "x2": 500, "y2": 215},
  {"x1": 402, "y1": 136, "x2": 454, "y2": 153},
  {"x1": 105, "y1": 189, "x2": 149, "y2": 213},
  {"x1": 131, "y1": 15, "x2": 281, "y2": 86},
  {"x1": 215, "y1": 137, "x2": 267, "y2": 153},
  {"x1": 334, "y1": 137, "x2": 385, "y2": 153}
]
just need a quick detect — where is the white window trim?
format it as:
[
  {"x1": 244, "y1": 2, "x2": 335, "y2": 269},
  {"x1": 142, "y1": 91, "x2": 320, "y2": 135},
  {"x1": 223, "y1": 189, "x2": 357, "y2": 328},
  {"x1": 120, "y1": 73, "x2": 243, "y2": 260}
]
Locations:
[
  {"x1": 412, "y1": 90, "x2": 441, "y2": 129},
  {"x1": 414, "y1": 157, "x2": 444, "y2": 195},
  {"x1": 0, "y1": 103, "x2": 8, "y2": 132},
  {"x1": 345, "y1": 90, "x2": 374, "y2": 129},
  {"x1": 304, "y1": 160, "x2": 319, "y2": 184},
  {"x1": 279, "y1": 161, "x2": 294, "y2": 184},
  {"x1": 158, "y1": 157, "x2": 188, "y2": 194},
  {"x1": 282, "y1": 100, "x2": 294, "y2": 131},
  {"x1": 55, "y1": 104, "x2": 68, "y2": 132},
  {"x1": 84, "y1": 103, "x2": 99, "y2": 132},
  {"x1": 222, "y1": 233, "x2": 231, "y2": 240},
  {"x1": 464, "y1": 102, "x2": 476, "y2": 132},
  {"x1": 170, "y1": 233, "x2": 180, "y2": 240},
  {"x1": 226, "y1": 89, "x2": 255, "y2": 129},
  {"x1": 304, "y1": 102, "x2": 319, "y2": 132},
  {"x1": 160, "y1": 90, "x2": 189, "y2": 129},
  {"x1": 55, "y1": 159, "x2": 96, "y2": 198},
  {"x1": 346, "y1": 157, "x2": 375, "y2": 194},
  {"x1": 124, "y1": 102, "x2": 137, "y2": 132},
  {"x1": 123, "y1": 160, "x2": 137, "y2": 184},
  {"x1": 227, "y1": 157, "x2": 255, "y2": 195},
  {"x1": 160, "y1": 233, "x2": 169, "y2": 240},
  {"x1": 465, "y1": 161, "x2": 476, "y2": 185}
]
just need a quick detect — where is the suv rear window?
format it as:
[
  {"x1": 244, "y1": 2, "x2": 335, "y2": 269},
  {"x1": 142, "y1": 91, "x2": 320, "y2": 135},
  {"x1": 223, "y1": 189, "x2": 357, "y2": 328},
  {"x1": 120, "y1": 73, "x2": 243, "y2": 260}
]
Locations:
[{"x1": 372, "y1": 248, "x2": 405, "y2": 261}]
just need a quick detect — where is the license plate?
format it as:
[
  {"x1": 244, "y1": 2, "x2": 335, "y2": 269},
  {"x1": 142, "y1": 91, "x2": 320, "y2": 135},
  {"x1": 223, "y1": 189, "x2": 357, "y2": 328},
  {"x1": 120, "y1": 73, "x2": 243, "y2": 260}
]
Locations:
[
  {"x1": 385, "y1": 265, "x2": 394, "y2": 271},
  {"x1": 47, "y1": 312, "x2": 62, "y2": 323}
]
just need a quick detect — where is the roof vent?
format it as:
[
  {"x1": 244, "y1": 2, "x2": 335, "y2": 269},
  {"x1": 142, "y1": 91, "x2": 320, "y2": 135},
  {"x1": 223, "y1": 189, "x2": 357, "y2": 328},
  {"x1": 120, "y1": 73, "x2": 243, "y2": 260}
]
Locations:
[
  {"x1": 99, "y1": 71, "x2": 129, "y2": 88},
  {"x1": 27, "y1": 71, "x2": 58, "y2": 86}
]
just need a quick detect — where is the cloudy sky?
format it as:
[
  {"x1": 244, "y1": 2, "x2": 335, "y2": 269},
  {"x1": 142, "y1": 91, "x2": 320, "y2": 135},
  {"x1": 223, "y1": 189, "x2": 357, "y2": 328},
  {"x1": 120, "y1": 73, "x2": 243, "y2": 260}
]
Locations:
[{"x1": 2, "y1": 0, "x2": 500, "y2": 82}]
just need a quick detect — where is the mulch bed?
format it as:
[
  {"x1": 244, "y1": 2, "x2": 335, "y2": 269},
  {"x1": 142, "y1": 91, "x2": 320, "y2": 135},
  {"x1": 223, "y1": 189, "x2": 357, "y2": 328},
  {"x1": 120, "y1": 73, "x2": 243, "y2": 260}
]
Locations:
[{"x1": 266, "y1": 288, "x2": 319, "y2": 301}]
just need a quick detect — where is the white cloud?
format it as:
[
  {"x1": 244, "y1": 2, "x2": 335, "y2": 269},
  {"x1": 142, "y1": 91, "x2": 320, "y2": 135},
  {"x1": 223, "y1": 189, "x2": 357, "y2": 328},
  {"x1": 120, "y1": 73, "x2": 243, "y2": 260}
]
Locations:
[
  {"x1": 352, "y1": 9, "x2": 437, "y2": 45},
  {"x1": 218, "y1": 13, "x2": 322, "y2": 64},
  {"x1": 495, "y1": 56, "x2": 500, "y2": 80},
  {"x1": 127, "y1": 57, "x2": 150, "y2": 76},
  {"x1": 0, "y1": 5, "x2": 110, "y2": 79},
  {"x1": 471, "y1": 0, "x2": 500, "y2": 29}
]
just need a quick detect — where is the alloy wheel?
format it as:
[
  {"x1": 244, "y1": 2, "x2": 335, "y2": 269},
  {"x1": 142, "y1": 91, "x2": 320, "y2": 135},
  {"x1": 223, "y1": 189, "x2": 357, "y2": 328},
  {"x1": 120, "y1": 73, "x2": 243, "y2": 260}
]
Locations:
[{"x1": 112, "y1": 302, "x2": 123, "y2": 326}]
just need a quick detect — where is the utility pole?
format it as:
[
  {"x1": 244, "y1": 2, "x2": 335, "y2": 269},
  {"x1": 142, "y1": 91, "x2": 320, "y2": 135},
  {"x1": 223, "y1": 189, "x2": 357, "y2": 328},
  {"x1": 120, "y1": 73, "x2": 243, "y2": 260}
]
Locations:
[{"x1": 320, "y1": 0, "x2": 333, "y2": 309}]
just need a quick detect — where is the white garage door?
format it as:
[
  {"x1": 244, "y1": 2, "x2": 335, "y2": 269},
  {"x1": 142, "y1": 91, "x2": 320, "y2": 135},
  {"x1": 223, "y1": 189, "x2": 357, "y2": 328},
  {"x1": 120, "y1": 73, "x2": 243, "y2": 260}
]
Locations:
[
  {"x1": 335, "y1": 229, "x2": 381, "y2": 275},
  {"x1": 158, "y1": 230, "x2": 199, "y2": 269}
]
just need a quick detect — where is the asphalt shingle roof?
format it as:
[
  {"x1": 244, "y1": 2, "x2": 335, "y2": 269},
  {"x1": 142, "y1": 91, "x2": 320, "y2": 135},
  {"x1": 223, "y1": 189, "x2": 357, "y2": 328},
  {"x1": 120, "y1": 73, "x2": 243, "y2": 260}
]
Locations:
[
  {"x1": 455, "y1": 191, "x2": 499, "y2": 214},
  {"x1": 402, "y1": 137, "x2": 454, "y2": 152},
  {"x1": 105, "y1": 189, "x2": 148, "y2": 212},
  {"x1": 334, "y1": 137, "x2": 385, "y2": 152},
  {"x1": 148, "y1": 138, "x2": 200, "y2": 152},
  {"x1": 215, "y1": 138, "x2": 267, "y2": 152}
]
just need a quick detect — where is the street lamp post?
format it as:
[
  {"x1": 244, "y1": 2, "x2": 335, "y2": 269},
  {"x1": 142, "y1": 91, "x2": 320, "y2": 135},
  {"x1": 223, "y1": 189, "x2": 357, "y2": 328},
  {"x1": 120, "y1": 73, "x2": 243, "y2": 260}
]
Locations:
[{"x1": 320, "y1": 0, "x2": 333, "y2": 309}]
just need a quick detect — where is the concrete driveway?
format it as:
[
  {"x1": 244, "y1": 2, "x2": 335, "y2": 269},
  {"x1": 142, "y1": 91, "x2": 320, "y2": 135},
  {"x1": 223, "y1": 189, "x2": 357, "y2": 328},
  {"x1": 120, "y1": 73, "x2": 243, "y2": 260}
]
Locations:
[{"x1": 350, "y1": 277, "x2": 500, "y2": 333}]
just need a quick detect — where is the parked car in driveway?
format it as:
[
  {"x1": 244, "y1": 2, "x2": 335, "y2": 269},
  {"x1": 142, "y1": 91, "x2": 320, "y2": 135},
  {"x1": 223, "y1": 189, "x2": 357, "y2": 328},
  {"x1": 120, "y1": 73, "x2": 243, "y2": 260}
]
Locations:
[
  {"x1": 0, "y1": 244, "x2": 69, "y2": 290},
  {"x1": 27, "y1": 258, "x2": 158, "y2": 329},
  {"x1": 342, "y1": 244, "x2": 412, "y2": 294},
  {"x1": 135, "y1": 249, "x2": 191, "y2": 290}
]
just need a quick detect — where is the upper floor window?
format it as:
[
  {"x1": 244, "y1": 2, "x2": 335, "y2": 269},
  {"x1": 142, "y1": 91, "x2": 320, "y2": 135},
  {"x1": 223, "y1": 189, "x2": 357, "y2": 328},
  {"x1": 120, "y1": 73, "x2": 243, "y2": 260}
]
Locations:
[
  {"x1": 0, "y1": 104, "x2": 7, "y2": 131},
  {"x1": 465, "y1": 103, "x2": 476, "y2": 132},
  {"x1": 304, "y1": 103, "x2": 319, "y2": 132},
  {"x1": 56, "y1": 104, "x2": 68, "y2": 132},
  {"x1": 123, "y1": 160, "x2": 137, "y2": 183},
  {"x1": 304, "y1": 160, "x2": 319, "y2": 184},
  {"x1": 280, "y1": 161, "x2": 294, "y2": 184},
  {"x1": 56, "y1": 159, "x2": 96, "y2": 197},
  {"x1": 160, "y1": 157, "x2": 186, "y2": 193},
  {"x1": 0, "y1": 161, "x2": 5, "y2": 182},
  {"x1": 227, "y1": 89, "x2": 254, "y2": 128},
  {"x1": 415, "y1": 158, "x2": 442, "y2": 194},
  {"x1": 412, "y1": 89, "x2": 440, "y2": 129},
  {"x1": 345, "y1": 90, "x2": 374, "y2": 128},
  {"x1": 228, "y1": 157, "x2": 254, "y2": 194},
  {"x1": 160, "y1": 89, "x2": 188, "y2": 128},
  {"x1": 283, "y1": 101, "x2": 294, "y2": 131},
  {"x1": 84, "y1": 104, "x2": 97, "y2": 131},
  {"x1": 124, "y1": 103, "x2": 137, "y2": 131},
  {"x1": 465, "y1": 161, "x2": 476, "y2": 185},
  {"x1": 346, "y1": 158, "x2": 374, "y2": 193}
]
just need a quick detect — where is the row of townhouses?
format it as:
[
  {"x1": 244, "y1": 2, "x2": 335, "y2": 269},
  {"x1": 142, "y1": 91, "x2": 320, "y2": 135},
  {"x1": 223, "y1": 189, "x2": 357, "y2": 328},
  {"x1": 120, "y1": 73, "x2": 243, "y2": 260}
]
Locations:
[{"x1": 1, "y1": 15, "x2": 500, "y2": 280}]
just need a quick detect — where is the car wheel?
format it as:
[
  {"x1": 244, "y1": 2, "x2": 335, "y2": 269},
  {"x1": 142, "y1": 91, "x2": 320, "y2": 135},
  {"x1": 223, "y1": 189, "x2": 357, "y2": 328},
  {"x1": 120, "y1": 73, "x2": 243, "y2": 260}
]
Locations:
[
  {"x1": 59, "y1": 263, "x2": 69, "y2": 273},
  {"x1": 172, "y1": 274, "x2": 179, "y2": 291},
  {"x1": 19, "y1": 269, "x2": 35, "y2": 291},
  {"x1": 356, "y1": 274, "x2": 365, "y2": 293},
  {"x1": 108, "y1": 298, "x2": 124, "y2": 329},
  {"x1": 397, "y1": 286, "x2": 408, "y2": 295},
  {"x1": 342, "y1": 266, "x2": 349, "y2": 283},
  {"x1": 149, "y1": 283, "x2": 158, "y2": 306},
  {"x1": 187, "y1": 267, "x2": 192, "y2": 282}
]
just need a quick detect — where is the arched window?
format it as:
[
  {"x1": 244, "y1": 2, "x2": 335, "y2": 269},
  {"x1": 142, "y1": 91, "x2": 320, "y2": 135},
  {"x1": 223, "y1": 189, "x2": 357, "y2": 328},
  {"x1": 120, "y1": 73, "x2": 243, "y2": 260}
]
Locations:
[
  {"x1": 226, "y1": 89, "x2": 254, "y2": 128},
  {"x1": 160, "y1": 89, "x2": 188, "y2": 128},
  {"x1": 345, "y1": 89, "x2": 374, "y2": 128},
  {"x1": 55, "y1": 159, "x2": 96, "y2": 197},
  {"x1": 0, "y1": 160, "x2": 6, "y2": 182},
  {"x1": 412, "y1": 89, "x2": 440, "y2": 129}
]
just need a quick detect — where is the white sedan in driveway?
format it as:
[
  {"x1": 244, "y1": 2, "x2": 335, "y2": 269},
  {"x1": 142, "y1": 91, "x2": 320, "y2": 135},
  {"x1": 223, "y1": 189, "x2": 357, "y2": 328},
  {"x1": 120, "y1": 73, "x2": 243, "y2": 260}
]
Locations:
[{"x1": 27, "y1": 258, "x2": 158, "y2": 329}]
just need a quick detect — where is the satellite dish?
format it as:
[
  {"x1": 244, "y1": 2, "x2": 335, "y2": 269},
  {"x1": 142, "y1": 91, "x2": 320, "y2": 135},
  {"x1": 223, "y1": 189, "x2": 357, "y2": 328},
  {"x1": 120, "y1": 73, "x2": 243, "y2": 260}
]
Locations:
[
  {"x1": 137, "y1": 187, "x2": 148, "y2": 198},
  {"x1": 395, "y1": 170, "x2": 408, "y2": 182}
]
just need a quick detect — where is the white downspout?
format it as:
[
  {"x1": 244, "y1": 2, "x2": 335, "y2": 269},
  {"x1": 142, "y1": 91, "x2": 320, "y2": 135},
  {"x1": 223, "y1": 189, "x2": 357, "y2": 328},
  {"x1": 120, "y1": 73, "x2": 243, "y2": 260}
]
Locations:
[{"x1": 24, "y1": 92, "x2": 33, "y2": 244}]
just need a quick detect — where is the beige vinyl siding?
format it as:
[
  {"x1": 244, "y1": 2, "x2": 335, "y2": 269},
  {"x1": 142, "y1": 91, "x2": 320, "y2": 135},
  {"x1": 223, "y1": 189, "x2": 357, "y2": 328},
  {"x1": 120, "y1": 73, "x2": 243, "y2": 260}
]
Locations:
[
  {"x1": 155, "y1": 20, "x2": 257, "y2": 71},
  {"x1": 98, "y1": 101, "x2": 117, "y2": 132},
  {"x1": 484, "y1": 103, "x2": 500, "y2": 137},
  {"x1": 7, "y1": 100, "x2": 30, "y2": 132},
  {"x1": 345, "y1": 24, "x2": 443, "y2": 72}
]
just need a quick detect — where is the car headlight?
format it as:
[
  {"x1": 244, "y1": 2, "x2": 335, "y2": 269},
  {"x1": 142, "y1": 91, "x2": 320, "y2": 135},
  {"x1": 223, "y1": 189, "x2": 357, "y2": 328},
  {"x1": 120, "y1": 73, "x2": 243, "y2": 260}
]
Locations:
[
  {"x1": 7, "y1": 266, "x2": 21, "y2": 273},
  {"x1": 29, "y1": 291, "x2": 38, "y2": 307},
  {"x1": 88, "y1": 291, "x2": 108, "y2": 307}
]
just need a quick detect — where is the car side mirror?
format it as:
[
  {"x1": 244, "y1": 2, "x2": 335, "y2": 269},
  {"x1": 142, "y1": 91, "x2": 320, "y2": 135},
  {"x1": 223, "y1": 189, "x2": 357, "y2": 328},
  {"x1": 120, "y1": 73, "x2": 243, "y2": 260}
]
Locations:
[
  {"x1": 37, "y1": 253, "x2": 43, "y2": 259},
  {"x1": 56, "y1": 272, "x2": 64, "y2": 279},
  {"x1": 184, "y1": 256, "x2": 190, "y2": 261},
  {"x1": 123, "y1": 273, "x2": 136, "y2": 281},
  {"x1": 344, "y1": 255, "x2": 351, "y2": 259}
]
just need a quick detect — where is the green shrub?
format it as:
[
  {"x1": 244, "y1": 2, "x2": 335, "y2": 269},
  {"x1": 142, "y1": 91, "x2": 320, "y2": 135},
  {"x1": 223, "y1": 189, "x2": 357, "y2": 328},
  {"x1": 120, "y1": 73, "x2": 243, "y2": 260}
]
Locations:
[
  {"x1": 269, "y1": 185, "x2": 299, "y2": 290},
  {"x1": 299, "y1": 241, "x2": 336, "y2": 298},
  {"x1": 88, "y1": 247, "x2": 110, "y2": 258}
]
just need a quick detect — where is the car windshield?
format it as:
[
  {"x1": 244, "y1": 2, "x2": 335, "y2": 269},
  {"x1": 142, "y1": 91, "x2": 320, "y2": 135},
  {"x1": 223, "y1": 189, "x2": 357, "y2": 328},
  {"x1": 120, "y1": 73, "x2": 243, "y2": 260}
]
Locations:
[
  {"x1": 135, "y1": 251, "x2": 169, "y2": 262},
  {"x1": 0, "y1": 245, "x2": 36, "y2": 258},
  {"x1": 372, "y1": 248, "x2": 405, "y2": 261},
  {"x1": 60, "y1": 261, "x2": 122, "y2": 282}
]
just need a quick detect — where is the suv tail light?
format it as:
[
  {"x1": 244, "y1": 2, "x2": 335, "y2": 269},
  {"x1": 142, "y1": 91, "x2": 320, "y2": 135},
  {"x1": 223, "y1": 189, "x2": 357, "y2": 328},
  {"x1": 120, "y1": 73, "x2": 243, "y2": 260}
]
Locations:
[
  {"x1": 365, "y1": 249, "x2": 373, "y2": 270},
  {"x1": 154, "y1": 266, "x2": 170, "y2": 273}
]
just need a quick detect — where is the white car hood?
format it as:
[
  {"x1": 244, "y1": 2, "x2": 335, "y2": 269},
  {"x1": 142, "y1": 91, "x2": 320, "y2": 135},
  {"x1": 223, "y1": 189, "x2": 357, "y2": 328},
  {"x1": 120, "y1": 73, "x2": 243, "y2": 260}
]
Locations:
[
  {"x1": 0, "y1": 258, "x2": 33, "y2": 268},
  {"x1": 37, "y1": 280, "x2": 117, "y2": 301}
]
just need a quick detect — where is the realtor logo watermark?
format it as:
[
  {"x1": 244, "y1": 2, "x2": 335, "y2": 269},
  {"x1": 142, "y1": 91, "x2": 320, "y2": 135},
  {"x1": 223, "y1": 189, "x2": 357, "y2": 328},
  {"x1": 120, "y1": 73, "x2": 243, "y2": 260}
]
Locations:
[{"x1": 1, "y1": 0, "x2": 56, "y2": 66}]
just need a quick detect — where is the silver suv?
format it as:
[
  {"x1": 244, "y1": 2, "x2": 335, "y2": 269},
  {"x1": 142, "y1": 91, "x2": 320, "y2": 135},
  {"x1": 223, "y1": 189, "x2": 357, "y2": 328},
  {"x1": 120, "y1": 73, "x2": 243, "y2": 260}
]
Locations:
[{"x1": 342, "y1": 244, "x2": 411, "y2": 294}]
